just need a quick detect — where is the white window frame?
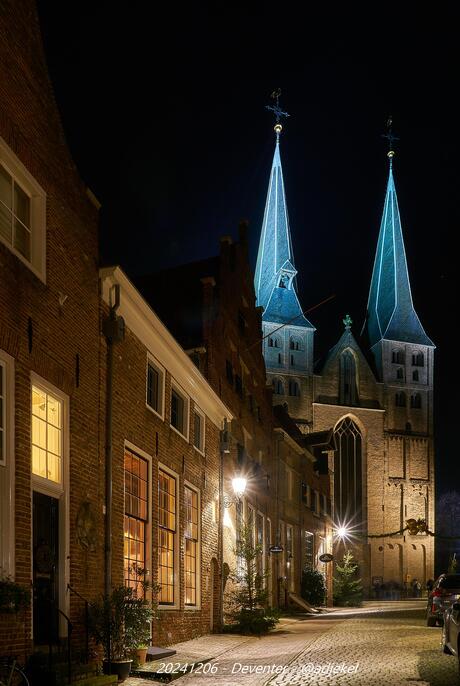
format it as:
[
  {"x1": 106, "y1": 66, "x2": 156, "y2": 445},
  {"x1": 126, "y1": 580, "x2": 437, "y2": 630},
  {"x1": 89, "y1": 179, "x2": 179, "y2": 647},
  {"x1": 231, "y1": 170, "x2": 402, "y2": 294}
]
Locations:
[
  {"x1": 146, "y1": 354, "x2": 165, "y2": 419},
  {"x1": 30, "y1": 373, "x2": 70, "y2": 637},
  {"x1": 0, "y1": 137, "x2": 46, "y2": 282},
  {"x1": 170, "y1": 381, "x2": 189, "y2": 440},
  {"x1": 158, "y1": 463, "x2": 180, "y2": 609},
  {"x1": 184, "y1": 481, "x2": 201, "y2": 610},
  {"x1": 0, "y1": 350, "x2": 15, "y2": 576},
  {"x1": 192, "y1": 405, "x2": 205, "y2": 455},
  {"x1": 123, "y1": 442, "x2": 153, "y2": 599}
]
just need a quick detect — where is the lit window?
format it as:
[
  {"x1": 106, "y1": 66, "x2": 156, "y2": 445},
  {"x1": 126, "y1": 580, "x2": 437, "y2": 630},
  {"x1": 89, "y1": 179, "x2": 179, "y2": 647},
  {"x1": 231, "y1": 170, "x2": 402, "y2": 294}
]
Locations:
[
  {"x1": 0, "y1": 140, "x2": 46, "y2": 280},
  {"x1": 193, "y1": 409, "x2": 205, "y2": 453},
  {"x1": 146, "y1": 358, "x2": 164, "y2": 416},
  {"x1": 159, "y1": 469, "x2": 176, "y2": 604},
  {"x1": 184, "y1": 486, "x2": 199, "y2": 606},
  {"x1": 31, "y1": 385, "x2": 62, "y2": 484},
  {"x1": 171, "y1": 385, "x2": 188, "y2": 438},
  {"x1": 124, "y1": 450, "x2": 148, "y2": 596}
]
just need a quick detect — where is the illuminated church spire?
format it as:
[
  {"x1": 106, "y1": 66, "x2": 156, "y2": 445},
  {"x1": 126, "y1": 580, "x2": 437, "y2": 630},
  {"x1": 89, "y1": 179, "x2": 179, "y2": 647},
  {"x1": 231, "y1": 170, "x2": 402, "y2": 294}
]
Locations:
[
  {"x1": 254, "y1": 92, "x2": 314, "y2": 329},
  {"x1": 362, "y1": 134, "x2": 434, "y2": 349}
]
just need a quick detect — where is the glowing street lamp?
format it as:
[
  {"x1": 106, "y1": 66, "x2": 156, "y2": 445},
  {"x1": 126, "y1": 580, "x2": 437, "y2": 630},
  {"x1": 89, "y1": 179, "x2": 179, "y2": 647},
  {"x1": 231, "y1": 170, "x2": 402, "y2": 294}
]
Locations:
[{"x1": 231, "y1": 476, "x2": 247, "y2": 500}]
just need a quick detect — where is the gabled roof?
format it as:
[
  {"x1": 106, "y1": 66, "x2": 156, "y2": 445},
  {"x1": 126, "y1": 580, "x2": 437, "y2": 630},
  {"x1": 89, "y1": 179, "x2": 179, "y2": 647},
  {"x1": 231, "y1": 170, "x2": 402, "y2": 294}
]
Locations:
[
  {"x1": 254, "y1": 134, "x2": 314, "y2": 329},
  {"x1": 362, "y1": 160, "x2": 434, "y2": 348}
]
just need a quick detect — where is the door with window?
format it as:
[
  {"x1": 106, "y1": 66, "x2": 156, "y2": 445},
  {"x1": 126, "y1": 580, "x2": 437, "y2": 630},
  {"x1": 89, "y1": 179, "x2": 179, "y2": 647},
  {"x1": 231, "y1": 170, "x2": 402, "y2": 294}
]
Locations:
[{"x1": 33, "y1": 492, "x2": 59, "y2": 644}]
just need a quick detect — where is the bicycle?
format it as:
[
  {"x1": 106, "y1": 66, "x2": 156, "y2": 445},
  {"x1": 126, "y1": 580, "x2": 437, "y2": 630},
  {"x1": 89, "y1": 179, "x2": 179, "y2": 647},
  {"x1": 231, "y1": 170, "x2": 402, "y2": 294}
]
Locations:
[{"x1": 0, "y1": 658, "x2": 30, "y2": 686}]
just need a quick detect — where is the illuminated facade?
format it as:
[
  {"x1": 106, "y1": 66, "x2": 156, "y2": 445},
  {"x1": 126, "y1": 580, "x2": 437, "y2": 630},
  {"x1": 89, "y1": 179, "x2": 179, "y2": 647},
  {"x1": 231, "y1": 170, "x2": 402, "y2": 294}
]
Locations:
[{"x1": 256, "y1": 133, "x2": 435, "y2": 594}]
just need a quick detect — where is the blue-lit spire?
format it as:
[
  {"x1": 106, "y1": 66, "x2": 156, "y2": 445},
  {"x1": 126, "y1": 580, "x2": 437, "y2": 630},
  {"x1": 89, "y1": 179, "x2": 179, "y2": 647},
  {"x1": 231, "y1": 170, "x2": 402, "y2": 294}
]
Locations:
[
  {"x1": 362, "y1": 155, "x2": 434, "y2": 348},
  {"x1": 254, "y1": 123, "x2": 313, "y2": 329}
]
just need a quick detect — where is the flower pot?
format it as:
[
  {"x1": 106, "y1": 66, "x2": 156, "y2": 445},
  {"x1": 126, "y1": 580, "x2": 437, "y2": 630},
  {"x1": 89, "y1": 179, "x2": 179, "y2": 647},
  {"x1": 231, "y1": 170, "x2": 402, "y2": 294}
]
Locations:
[
  {"x1": 136, "y1": 647, "x2": 148, "y2": 665},
  {"x1": 103, "y1": 659, "x2": 133, "y2": 683}
]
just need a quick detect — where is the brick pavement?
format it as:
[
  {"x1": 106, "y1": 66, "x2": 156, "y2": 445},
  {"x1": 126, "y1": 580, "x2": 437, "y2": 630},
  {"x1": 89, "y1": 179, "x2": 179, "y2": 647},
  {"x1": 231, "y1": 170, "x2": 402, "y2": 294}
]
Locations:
[{"x1": 125, "y1": 605, "x2": 458, "y2": 686}]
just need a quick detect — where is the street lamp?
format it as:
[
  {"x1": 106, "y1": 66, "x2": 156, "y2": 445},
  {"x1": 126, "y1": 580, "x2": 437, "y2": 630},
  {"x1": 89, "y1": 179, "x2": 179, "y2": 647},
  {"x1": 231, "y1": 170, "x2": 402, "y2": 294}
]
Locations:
[{"x1": 223, "y1": 474, "x2": 247, "y2": 508}]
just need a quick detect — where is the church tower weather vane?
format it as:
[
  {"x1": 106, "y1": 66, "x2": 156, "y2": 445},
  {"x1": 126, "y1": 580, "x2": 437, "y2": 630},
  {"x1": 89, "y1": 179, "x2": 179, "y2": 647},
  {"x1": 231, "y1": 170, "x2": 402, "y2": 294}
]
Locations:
[
  {"x1": 265, "y1": 88, "x2": 290, "y2": 136},
  {"x1": 381, "y1": 115, "x2": 400, "y2": 162}
]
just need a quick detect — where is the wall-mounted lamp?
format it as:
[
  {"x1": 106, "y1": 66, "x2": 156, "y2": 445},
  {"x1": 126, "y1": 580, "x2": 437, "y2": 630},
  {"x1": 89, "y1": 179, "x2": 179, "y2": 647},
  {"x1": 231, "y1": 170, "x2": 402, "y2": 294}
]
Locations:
[{"x1": 223, "y1": 474, "x2": 247, "y2": 508}]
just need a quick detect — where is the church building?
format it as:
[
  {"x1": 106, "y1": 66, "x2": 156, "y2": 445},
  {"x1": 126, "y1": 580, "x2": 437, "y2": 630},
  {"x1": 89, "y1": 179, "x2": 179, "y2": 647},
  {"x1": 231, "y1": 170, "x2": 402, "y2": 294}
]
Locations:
[{"x1": 255, "y1": 118, "x2": 435, "y2": 593}]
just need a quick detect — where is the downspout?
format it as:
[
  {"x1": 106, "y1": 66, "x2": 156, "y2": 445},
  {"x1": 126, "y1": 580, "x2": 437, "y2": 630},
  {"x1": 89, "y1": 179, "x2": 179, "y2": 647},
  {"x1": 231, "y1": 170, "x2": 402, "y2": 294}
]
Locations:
[{"x1": 102, "y1": 284, "x2": 125, "y2": 600}]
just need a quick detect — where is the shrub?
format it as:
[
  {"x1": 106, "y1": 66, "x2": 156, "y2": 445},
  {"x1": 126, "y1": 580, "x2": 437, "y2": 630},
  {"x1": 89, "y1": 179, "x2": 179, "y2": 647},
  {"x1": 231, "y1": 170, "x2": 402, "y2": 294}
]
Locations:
[{"x1": 300, "y1": 568, "x2": 326, "y2": 606}]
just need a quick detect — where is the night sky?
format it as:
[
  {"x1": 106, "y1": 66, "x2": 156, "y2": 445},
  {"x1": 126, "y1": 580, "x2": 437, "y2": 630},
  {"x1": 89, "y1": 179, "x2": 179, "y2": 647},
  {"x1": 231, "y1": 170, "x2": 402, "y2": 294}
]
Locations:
[{"x1": 37, "y1": 2, "x2": 459, "y2": 497}]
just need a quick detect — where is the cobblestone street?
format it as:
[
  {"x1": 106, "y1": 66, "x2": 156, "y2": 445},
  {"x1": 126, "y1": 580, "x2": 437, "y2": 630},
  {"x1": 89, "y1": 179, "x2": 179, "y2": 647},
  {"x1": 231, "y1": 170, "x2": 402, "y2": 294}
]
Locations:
[{"x1": 126, "y1": 602, "x2": 458, "y2": 686}]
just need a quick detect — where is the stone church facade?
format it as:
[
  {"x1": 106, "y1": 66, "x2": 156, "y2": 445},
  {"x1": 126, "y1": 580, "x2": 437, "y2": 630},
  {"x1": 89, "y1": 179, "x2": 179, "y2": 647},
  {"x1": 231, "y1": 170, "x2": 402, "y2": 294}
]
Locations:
[{"x1": 255, "y1": 127, "x2": 435, "y2": 594}]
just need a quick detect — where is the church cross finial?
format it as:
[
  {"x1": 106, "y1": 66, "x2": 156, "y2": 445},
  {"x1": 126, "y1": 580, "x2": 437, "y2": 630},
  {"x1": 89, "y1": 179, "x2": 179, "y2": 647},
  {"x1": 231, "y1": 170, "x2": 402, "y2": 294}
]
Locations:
[
  {"x1": 381, "y1": 115, "x2": 399, "y2": 164},
  {"x1": 343, "y1": 314, "x2": 353, "y2": 330},
  {"x1": 265, "y1": 88, "x2": 290, "y2": 137}
]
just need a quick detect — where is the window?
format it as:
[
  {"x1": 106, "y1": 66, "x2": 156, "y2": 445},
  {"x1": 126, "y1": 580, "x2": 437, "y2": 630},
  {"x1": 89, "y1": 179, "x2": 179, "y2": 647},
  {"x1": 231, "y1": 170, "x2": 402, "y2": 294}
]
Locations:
[
  {"x1": 334, "y1": 418, "x2": 362, "y2": 522},
  {"x1": 170, "y1": 385, "x2": 188, "y2": 438},
  {"x1": 268, "y1": 336, "x2": 280, "y2": 348},
  {"x1": 392, "y1": 350, "x2": 405, "y2": 364},
  {"x1": 286, "y1": 524, "x2": 294, "y2": 591},
  {"x1": 193, "y1": 409, "x2": 205, "y2": 453},
  {"x1": 286, "y1": 468, "x2": 294, "y2": 500},
  {"x1": 159, "y1": 469, "x2": 176, "y2": 604},
  {"x1": 304, "y1": 531, "x2": 314, "y2": 571},
  {"x1": 256, "y1": 513, "x2": 264, "y2": 576},
  {"x1": 396, "y1": 367, "x2": 404, "y2": 380},
  {"x1": 410, "y1": 393, "x2": 422, "y2": 409},
  {"x1": 412, "y1": 370, "x2": 419, "y2": 382},
  {"x1": 32, "y1": 385, "x2": 63, "y2": 484},
  {"x1": 289, "y1": 337, "x2": 301, "y2": 351},
  {"x1": 272, "y1": 378, "x2": 284, "y2": 395},
  {"x1": 412, "y1": 352, "x2": 424, "y2": 367},
  {"x1": 288, "y1": 379, "x2": 300, "y2": 397},
  {"x1": 146, "y1": 358, "x2": 164, "y2": 416},
  {"x1": 124, "y1": 450, "x2": 148, "y2": 595},
  {"x1": 395, "y1": 392, "x2": 406, "y2": 407},
  {"x1": 278, "y1": 353, "x2": 282, "y2": 365},
  {"x1": 0, "y1": 140, "x2": 46, "y2": 280},
  {"x1": 184, "y1": 486, "x2": 199, "y2": 606},
  {"x1": 301, "y1": 483, "x2": 309, "y2": 506},
  {"x1": 339, "y1": 350, "x2": 358, "y2": 406},
  {"x1": 0, "y1": 360, "x2": 5, "y2": 466}
]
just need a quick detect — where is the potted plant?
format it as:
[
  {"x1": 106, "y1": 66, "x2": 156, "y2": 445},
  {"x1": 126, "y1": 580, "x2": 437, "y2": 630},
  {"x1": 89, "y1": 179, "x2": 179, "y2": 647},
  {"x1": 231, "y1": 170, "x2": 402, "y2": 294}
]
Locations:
[
  {"x1": 0, "y1": 574, "x2": 30, "y2": 614},
  {"x1": 88, "y1": 568, "x2": 158, "y2": 682}
]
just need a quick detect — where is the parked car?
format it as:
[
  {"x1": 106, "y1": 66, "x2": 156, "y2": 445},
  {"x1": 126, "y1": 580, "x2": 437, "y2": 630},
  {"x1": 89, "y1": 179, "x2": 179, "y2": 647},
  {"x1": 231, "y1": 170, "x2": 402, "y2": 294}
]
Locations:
[
  {"x1": 426, "y1": 574, "x2": 460, "y2": 626},
  {"x1": 441, "y1": 600, "x2": 460, "y2": 675}
]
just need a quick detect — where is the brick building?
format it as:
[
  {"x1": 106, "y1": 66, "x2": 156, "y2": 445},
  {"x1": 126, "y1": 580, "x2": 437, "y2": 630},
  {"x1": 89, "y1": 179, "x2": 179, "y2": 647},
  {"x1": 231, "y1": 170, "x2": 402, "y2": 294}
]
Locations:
[
  {"x1": 0, "y1": 0, "x2": 102, "y2": 658},
  {"x1": 99, "y1": 267, "x2": 232, "y2": 644}
]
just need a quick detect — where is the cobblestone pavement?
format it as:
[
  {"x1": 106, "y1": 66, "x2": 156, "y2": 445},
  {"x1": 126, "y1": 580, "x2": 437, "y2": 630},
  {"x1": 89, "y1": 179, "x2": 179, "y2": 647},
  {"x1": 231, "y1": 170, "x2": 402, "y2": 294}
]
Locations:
[{"x1": 125, "y1": 602, "x2": 458, "y2": 686}]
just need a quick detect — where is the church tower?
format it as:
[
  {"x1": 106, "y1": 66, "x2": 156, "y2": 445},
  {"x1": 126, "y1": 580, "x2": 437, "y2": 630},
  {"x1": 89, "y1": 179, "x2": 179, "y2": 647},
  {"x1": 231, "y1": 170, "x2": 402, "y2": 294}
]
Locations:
[{"x1": 255, "y1": 116, "x2": 315, "y2": 428}]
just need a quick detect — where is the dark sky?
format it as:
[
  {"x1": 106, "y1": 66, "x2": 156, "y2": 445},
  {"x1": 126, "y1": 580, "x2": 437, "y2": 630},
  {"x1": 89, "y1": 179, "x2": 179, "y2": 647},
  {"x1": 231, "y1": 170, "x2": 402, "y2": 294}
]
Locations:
[{"x1": 37, "y1": 2, "x2": 459, "y2": 495}]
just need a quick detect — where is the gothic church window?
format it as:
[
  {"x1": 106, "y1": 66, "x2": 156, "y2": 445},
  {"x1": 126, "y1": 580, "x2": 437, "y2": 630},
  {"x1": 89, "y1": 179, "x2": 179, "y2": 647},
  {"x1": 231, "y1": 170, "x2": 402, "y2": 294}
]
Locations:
[
  {"x1": 395, "y1": 392, "x2": 406, "y2": 407},
  {"x1": 396, "y1": 367, "x2": 404, "y2": 380},
  {"x1": 272, "y1": 378, "x2": 284, "y2": 395},
  {"x1": 412, "y1": 370, "x2": 419, "y2": 382},
  {"x1": 410, "y1": 393, "x2": 422, "y2": 409},
  {"x1": 334, "y1": 418, "x2": 362, "y2": 522},
  {"x1": 268, "y1": 336, "x2": 280, "y2": 348},
  {"x1": 412, "y1": 352, "x2": 424, "y2": 367},
  {"x1": 339, "y1": 350, "x2": 358, "y2": 406},
  {"x1": 392, "y1": 350, "x2": 405, "y2": 364},
  {"x1": 288, "y1": 380, "x2": 300, "y2": 397},
  {"x1": 289, "y1": 337, "x2": 302, "y2": 351}
]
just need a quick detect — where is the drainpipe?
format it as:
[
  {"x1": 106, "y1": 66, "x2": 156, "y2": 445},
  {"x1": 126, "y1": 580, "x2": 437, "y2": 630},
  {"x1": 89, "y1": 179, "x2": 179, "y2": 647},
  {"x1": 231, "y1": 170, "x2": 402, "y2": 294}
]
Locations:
[{"x1": 102, "y1": 284, "x2": 125, "y2": 599}]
